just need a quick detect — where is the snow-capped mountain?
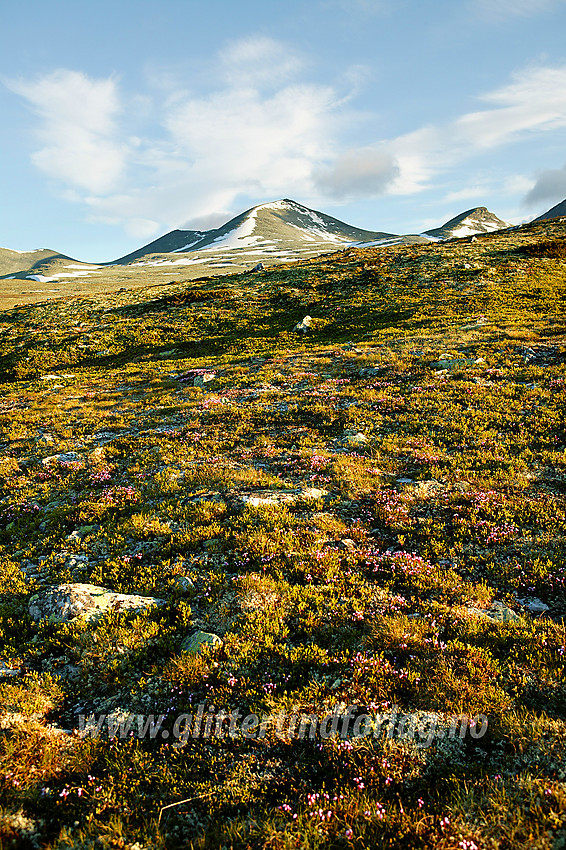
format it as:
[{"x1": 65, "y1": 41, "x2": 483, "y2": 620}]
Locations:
[
  {"x1": 534, "y1": 198, "x2": 566, "y2": 222},
  {"x1": 114, "y1": 199, "x2": 397, "y2": 264},
  {"x1": 424, "y1": 207, "x2": 510, "y2": 240},
  {"x1": 0, "y1": 200, "x2": 513, "y2": 295},
  {"x1": 115, "y1": 200, "x2": 512, "y2": 266}
]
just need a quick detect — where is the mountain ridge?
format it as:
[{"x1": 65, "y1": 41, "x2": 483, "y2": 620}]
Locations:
[
  {"x1": 112, "y1": 199, "x2": 399, "y2": 265},
  {"x1": 2, "y1": 197, "x2": 557, "y2": 302},
  {"x1": 534, "y1": 197, "x2": 566, "y2": 222}
]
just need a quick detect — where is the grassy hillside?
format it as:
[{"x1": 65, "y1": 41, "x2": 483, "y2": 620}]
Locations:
[
  {"x1": 0, "y1": 219, "x2": 565, "y2": 849},
  {"x1": 0, "y1": 248, "x2": 65, "y2": 278}
]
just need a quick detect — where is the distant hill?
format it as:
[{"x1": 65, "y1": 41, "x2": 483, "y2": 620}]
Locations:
[
  {"x1": 1, "y1": 199, "x2": 513, "y2": 294},
  {"x1": 112, "y1": 199, "x2": 398, "y2": 265},
  {"x1": 534, "y1": 198, "x2": 566, "y2": 222},
  {"x1": 0, "y1": 247, "x2": 67, "y2": 277},
  {"x1": 424, "y1": 207, "x2": 510, "y2": 240}
]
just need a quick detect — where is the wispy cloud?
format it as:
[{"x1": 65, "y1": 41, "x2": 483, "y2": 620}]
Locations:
[
  {"x1": 6, "y1": 38, "x2": 347, "y2": 238},
  {"x1": 219, "y1": 36, "x2": 304, "y2": 87},
  {"x1": 472, "y1": 0, "x2": 566, "y2": 19},
  {"x1": 385, "y1": 64, "x2": 566, "y2": 194},
  {"x1": 5, "y1": 70, "x2": 128, "y2": 194}
]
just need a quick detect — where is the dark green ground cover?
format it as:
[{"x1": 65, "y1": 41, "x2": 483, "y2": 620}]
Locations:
[{"x1": 0, "y1": 219, "x2": 565, "y2": 848}]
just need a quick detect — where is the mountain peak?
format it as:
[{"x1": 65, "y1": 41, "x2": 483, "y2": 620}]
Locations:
[
  {"x1": 425, "y1": 206, "x2": 510, "y2": 240},
  {"x1": 534, "y1": 198, "x2": 566, "y2": 222}
]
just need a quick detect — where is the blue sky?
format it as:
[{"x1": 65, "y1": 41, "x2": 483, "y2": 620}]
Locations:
[{"x1": 2, "y1": 0, "x2": 566, "y2": 261}]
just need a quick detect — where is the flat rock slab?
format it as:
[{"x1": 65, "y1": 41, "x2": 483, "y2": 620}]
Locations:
[
  {"x1": 28, "y1": 583, "x2": 164, "y2": 623},
  {"x1": 42, "y1": 452, "x2": 82, "y2": 467},
  {"x1": 467, "y1": 601, "x2": 521, "y2": 623},
  {"x1": 340, "y1": 432, "x2": 368, "y2": 447},
  {"x1": 228, "y1": 487, "x2": 327, "y2": 509},
  {"x1": 432, "y1": 358, "x2": 477, "y2": 371}
]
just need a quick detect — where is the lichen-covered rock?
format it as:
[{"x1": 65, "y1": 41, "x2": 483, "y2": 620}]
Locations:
[
  {"x1": 519, "y1": 597, "x2": 550, "y2": 615},
  {"x1": 41, "y1": 452, "x2": 82, "y2": 467},
  {"x1": 431, "y1": 357, "x2": 476, "y2": 371},
  {"x1": 28, "y1": 583, "x2": 164, "y2": 623},
  {"x1": 180, "y1": 630, "x2": 222, "y2": 654},
  {"x1": 229, "y1": 487, "x2": 326, "y2": 509},
  {"x1": 340, "y1": 432, "x2": 368, "y2": 447},
  {"x1": 193, "y1": 372, "x2": 216, "y2": 386},
  {"x1": 467, "y1": 601, "x2": 521, "y2": 623},
  {"x1": 173, "y1": 576, "x2": 196, "y2": 596},
  {"x1": 294, "y1": 315, "x2": 313, "y2": 332}
]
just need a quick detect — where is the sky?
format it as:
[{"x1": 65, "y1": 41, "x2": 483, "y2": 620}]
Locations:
[{"x1": 1, "y1": 0, "x2": 566, "y2": 262}]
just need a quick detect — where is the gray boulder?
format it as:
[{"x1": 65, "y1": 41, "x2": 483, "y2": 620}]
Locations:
[
  {"x1": 180, "y1": 630, "x2": 222, "y2": 654},
  {"x1": 28, "y1": 583, "x2": 164, "y2": 623}
]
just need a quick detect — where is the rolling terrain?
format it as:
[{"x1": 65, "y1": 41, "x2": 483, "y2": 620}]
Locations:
[
  {"x1": 0, "y1": 212, "x2": 565, "y2": 848},
  {"x1": 0, "y1": 199, "x2": 512, "y2": 309}
]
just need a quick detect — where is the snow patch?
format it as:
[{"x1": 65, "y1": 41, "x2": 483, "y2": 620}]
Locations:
[{"x1": 208, "y1": 209, "x2": 260, "y2": 249}]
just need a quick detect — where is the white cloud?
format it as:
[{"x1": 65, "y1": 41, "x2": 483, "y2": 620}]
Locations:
[
  {"x1": 81, "y1": 36, "x2": 345, "y2": 234},
  {"x1": 442, "y1": 184, "x2": 492, "y2": 204},
  {"x1": 386, "y1": 64, "x2": 566, "y2": 195},
  {"x1": 5, "y1": 70, "x2": 128, "y2": 194},
  {"x1": 7, "y1": 37, "x2": 353, "y2": 237},
  {"x1": 220, "y1": 36, "x2": 304, "y2": 87},
  {"x1": 7, "y1": 46, "x2": 566, "y2": 242},
  {"x1": 84, "y1": 75, "x2": 339, "y2": 234},
  {"x1": 181, "y1": 211, "x2": 234, "y2": 231},
  {"x1": 524, "y1": 163, "x2": 566, "y2": 206}
]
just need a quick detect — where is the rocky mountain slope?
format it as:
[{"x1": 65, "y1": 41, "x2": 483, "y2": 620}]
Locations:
[
  {"x1": 534, "y1": 197, "x2": 566, "y2": 221},
  {"x1": 0, "y1": 200, "x2": 515, "y2": 307},
  {"x1": 114, "y1": 199, "x2": 398, "y2": 264},
  {"x1": 424, "y1": 206, "x2": 510, "y2": 239}
]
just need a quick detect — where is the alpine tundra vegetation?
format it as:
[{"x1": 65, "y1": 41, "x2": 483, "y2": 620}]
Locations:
[{"x1": 0, "y1": 213, "x2": 565, "y2": 849}]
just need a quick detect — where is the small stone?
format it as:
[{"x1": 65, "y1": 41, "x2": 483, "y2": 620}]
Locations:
[
  {"x1": 294, "y1": 315, "x2": 313, "y2": 333},
  {"x1": 36, "y1": 433, "x2": 55, "y2": 445},
  {"x1": 232, "y1": 487, "x2": 327, "y2": 509},
  {"x1": 519, "y1": 597, "x2": 550, "y2": 615},
  {"x1": 89, "y1": 447, "x2": 106, "y2": 463},
  {"x1": 173, "y1": 576, "x2": 196, "y2": 595},
  {"x1": 341, "y1": 432, "x2": 368, "y2": 447},
  {"x1": 193, "y1": 372, "x2": 216, "y2": 387},
  {"x1": 467, "y1": 602, "x2": 521, "y2": 623},
  {"x1": 42, "y1": 452, "x2": 81, "y2": 467},
  {"x1": 0, "y1": 661, "x2": 21, "y2": 678},
  {"x1": 410, "y1": 479, "x2": 445, "y2": 497},
  {"x1": 180, "y1": 630, "x2": 222, "y2": 654},
  {"x1": 431, "y1": 357, "x2": 476, "y2": 370}
]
